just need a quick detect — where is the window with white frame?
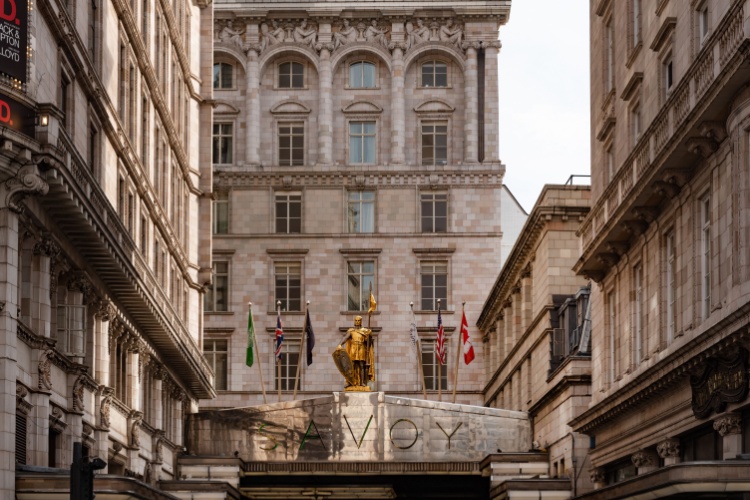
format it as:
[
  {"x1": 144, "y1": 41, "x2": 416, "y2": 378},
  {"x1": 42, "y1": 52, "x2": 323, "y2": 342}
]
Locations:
[
  {"x1": 213, "y1": 191, "x2": 229, "y2": 234},
  {"x1": 421, "y1": 262, "x2": 448, "y2": 311},
  {"x1": 421, "y1": 339, "x2": 447, "y2": 390},
  {"x1": 349, "y1": 121, "x2": 376, "y2": 165},
  {"x1": 349, "y1": 61, "x2": 376, "y2": 88},
  {"x1": 213, "y1": 62, "x2": 234, "y2": 89},
  {"x1": 275, "y1": 262, "x2": 302, "y2": 312},
  {"x1": 665, "y1": 230, "x2": 676, "y2": 343},
  {"x1": 278, "y1": 123, "x2": 304, "y2": 166},
  {"x1": 278, "y1": 61, "x2": 304, "y2": 89},
  {"x1": 421, "y1": 61, "x2": 448, "y2": 88},
  {"x1": 347, "y1": 191, "x2": 375, "y2": 233},
  {"x1": 212, "y1": 123, "x2": 233, "y2": 164},
  {"x1": 204, "y1": 260, "x2": 229, "y2": 312},
  {"x1": 347, "y1": 261, "x2": 375, "y2": 312},
  {"x1": 663, "y1": 54, "x2": 674, "y2": 96},
  {"x1": 606, "y1": 145, "x2": 615, "y2": 184},
  {"x1": 203, "y1": 339, "x2": 228, "y2": 391},
  {"x1": 421, "y1": 122, "x2": 448, "y2": 166},
  {"x1": 698, "y1": 4, "x2": 709, "y2": 44},
  {"x1": 275, "y1": 192, "x2": 301, "y2": 234},
  {"x1": 274, "y1": 339, "x2": 300, "y2": 391},
  {"x1": 700, "y1": 194, "x2": 711, "y2": 320},
  {"x1": 421, "y1": 192, "x2": 448, "y2": 233},
  {"x1": 631, "y1": 105, "x2": 641, "y2": 144},
  {"x1": 56, "y1": 288, "x2": 86, "y2": 357},
  {"x1": 633, "y1": 262, "x2": 644, "y2": 363}
]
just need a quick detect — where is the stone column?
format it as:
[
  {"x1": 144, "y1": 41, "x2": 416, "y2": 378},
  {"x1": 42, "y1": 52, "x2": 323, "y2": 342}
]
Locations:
[
  {"x1": 714, "y1": 412, "x2": 742, "y2": 460},
  {"x1": 128, "y1": 343, "x2": 141, "y2": 411},
  {"x1": 631, "y1": 449, "x2": 659, "y2": 474},
  {"x1": 495, "y1": 315, "x2": 504, "y2": 365},
  {"x1": 656, "y1": 438, "x2": 680, "y2": 466},
  {"x1": 391, "y1": 44, "x2": 406, "y2": 165},
  {"x1": 520, "y1": 269, "x2": 532, "y2": 333},
  {"x1": 245, "y1": 48, "x2": 261, "y2": 165},
  {"x1": 94, "y1": 301, "x2": 114, "y2": 388},
  {"x1": 463, "y1": 44, "x2": 479, "y2": 164},
  {"x1": 317, "y1": 46, "x2": 333, "y2": 166},
  {"x1": 31, "y1": 238, "x2": 57, "y2": 337},
  {"x1": 483, "y1": 41, "x2": 501, "y2": 162},
  {"x1": 503, "y1": 300, "x2": 513, "y2": 359},
  {"x1": 511, "y1": 284, "x2": 522, "y2": 342}
]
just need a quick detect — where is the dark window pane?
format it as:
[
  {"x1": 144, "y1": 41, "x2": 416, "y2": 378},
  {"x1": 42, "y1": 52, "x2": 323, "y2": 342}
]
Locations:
[{"x1": 292, "y1": 74, "x2": 304, "y2": 88}]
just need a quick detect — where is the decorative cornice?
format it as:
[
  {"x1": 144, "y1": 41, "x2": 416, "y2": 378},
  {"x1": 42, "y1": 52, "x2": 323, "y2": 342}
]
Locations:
[
  {"x1": 0, "y1": 162, "x2": 49, "y2": 213},
  {"x1": 656, "y1": 438, "x2": 680, "y2": 458},
  {"x1": 713, "y1": 412, "x2": 742, "y2": 436}
]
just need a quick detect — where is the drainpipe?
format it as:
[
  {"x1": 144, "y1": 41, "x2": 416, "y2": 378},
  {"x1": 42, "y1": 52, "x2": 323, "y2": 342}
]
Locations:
[{"x1": 569, "y1": 432, "x2": 577, "y2": 497}]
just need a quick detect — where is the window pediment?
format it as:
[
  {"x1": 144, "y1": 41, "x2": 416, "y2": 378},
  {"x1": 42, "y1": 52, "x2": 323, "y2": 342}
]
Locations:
[
  {"x1": 620, "y1": 72, "x2": 643, "y2": 101},
  {"x1": 650, "y1": 17, "x2": 676, "y2": 52},
  {"x1": 214, "y1": 101, "x2": 241, "y2": 115},
  {"x1": 270, "y1": 100, "x2": 312, "y2": 115},
  {"x1": 342, "y1": 100, "x2": 383, "y2": 115},
  {"x1": 414, "y1": 99, "x2": 455, "y2": 114}
]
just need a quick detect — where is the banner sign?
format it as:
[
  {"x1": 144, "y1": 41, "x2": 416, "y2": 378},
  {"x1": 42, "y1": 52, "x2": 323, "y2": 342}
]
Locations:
[
  {"x1": 0, "y1": 91, "x2": 35, "y2": 138},
  {"x1": 0, "y1": 0, "x2": 28, "y2": 82},
  {"x1": 691, "y1": 347, "x2": 749, "y2": 418}
]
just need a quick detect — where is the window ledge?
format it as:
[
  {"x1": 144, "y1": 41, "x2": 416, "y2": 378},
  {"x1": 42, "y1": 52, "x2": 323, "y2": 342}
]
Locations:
[{"x1": 204, "y1": 311, "x2": 235, "y2": 316}]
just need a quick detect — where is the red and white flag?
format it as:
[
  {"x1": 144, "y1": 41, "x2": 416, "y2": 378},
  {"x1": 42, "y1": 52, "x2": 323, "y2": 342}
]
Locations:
[
  {"x1": 436, "y1": 304, "x2": 446, "y2": 365},
  {"x1": 461, "y1": 311, "x2": 475, "y2": 365}
]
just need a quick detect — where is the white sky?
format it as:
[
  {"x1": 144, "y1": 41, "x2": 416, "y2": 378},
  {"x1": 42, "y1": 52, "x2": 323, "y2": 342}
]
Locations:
[{"x1": 497, "y1": 0, "x2": 591, "y2": 213}]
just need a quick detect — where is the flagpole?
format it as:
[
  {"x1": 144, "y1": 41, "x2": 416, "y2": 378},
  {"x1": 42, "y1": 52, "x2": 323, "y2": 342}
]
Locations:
[
  {"x1": 293, "y1": 300, "x2": 309, "y2": 400},
  {"x1": 277, "y1": 300, "x2": 282, "y2": 403},
  {"x1": 437, "y1": 298, "x2": 442, "y2": 403},
  {"x1": 411, "y1": 302, "x2": 427, "y2": 400},
  {"x1": 249, "y1": 302, "x2": 268, "y2": 405},
  {"x1": 452, "y1": 301, "x2": 465, "y2": 404}
]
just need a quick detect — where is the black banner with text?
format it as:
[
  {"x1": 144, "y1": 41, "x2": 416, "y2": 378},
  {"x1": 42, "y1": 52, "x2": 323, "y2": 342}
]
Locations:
[{"x1": 0, "y1": 0, "x2": 28, "y2": 82}]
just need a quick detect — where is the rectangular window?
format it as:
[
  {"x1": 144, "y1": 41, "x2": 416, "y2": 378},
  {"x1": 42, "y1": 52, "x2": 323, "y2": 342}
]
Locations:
[
  {"x1": 421, "y1": 262, "x2": 448, "y2": 311},
  {"x1": 700, "y1": 194, "x2": 711, "y2": 320},
  {"x1": 421, "y1": 339, "x2": 447, "y2": 391},
  {"x1": 204, "y1": 261, "x2": 229, "y2": 312},
  {"x1": 422, "y1": 61, "x2": 448, "y2": 88},
  {"x1": 57, "y1": 301, "x2": 86, "y2": 357},
  {"x1": 631, "y1": 106, "x2": 641, "y2": 143},
  {"x1": 213, "y1": 192, "x2": 229, "y2": 234},
  {"x1": 275, "y1": 262, "x2": 302, "y2": 312},
  {"x1": 347, "y1": 191, "x2": 375, "y2": 233},
  {"x1": 88, "y1": 0, "x2": 98, "y2": 64},
  {"x1": 606, "y1": 146, "x2": 615, "y2": 183},
  {"x1": 275, "y1": 193, "x2": 302, "y2": 234},
  {"x1": 608, "y1": 290, "x2": 617, "y2": 384},
  {"x1": 349, "y1": 121, "x2": 376, "y2": 164},
  {"x1": 61, "y1": 74, "x2": 71, "y2": 128},
  {"x1": 421, "y1": 192, "x2": 448, "y2": 233},
  {"x1": 605, "y1": 20, "x2": 614, "y2": 93},
  {"x1": 664, "y1": 56, "x2": 673, "y2": 94},
  {"x1": 666, "y1": 231, "x2": 676, "y2": 343},
  {"x1": 275, "y1": 339, "x2": 300, "y2": 391},
  {"x1": 141, "y1": 97, "x2": 149, "y2": 165},
  {"x1": 633, "y1": 263, "x2": 644, "y2": 363},
  {"x1": 15, "y1": 412, "x2": 27, "y2": 465},
  {"x1": 203, "y1": 339, "x2": 228, "y2": 391},
  {"x1": 278, "y1": 123, "x2": 304, "y2": 166},
  {"x1": 698, "y1": 6, "x2": 709, "y2": 43},
  {"x1": 421, "y1": 122, "x2": 448, "y2": 166},
  {"x1": 88, "y1": 124, "x2": 98, "y2": 173},
  {"x1": 632, "y1": 0, "x2": 640, "y2": 47},
  {"x1": 347, "y1": 261, "x2": 374, "y2": 312},
  {"x1": 212, "y1": 123, "x2": 233, "y2": 164}
]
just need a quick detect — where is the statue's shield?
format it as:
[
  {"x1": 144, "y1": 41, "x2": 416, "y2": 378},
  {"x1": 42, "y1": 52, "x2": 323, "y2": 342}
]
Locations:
[{"x1": 332, "y1": 346, "x2": 356, "y2": 387}]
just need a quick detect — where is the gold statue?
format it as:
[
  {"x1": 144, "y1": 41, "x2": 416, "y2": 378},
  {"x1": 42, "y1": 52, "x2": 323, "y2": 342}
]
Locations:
[{"x1": 333, "y1": 292, "x2": 377, "y2": 391}]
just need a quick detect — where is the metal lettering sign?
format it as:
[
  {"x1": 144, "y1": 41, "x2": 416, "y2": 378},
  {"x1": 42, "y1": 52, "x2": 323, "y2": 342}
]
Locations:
[
  {"x1": 0, "y1": 91, "x2": 34, "y2": 138},
  {"x1": 0, "y1": 0, "x2": 28, "y2": 82},
  {"x1": 691, "y1": 347, "x2": 748, "y2": 418}
]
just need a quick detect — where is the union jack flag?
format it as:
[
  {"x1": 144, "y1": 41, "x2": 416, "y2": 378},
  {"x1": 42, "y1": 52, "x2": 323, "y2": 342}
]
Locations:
[
  {"x1": 436, "y1": 304, "x2": 446, "y2": 365},
  {"x1": 275, "y1": 312, "x2": 284, "y2": 361}
]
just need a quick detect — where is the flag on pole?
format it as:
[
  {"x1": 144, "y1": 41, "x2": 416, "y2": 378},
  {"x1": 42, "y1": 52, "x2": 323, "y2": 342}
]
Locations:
[
  {"x1": 461, "y1": 311, "x2": 475, "y2": 365},
  {"x1": 409, "y1": 307, "x2": 418, "y2": 353},
  {"x1": 305, "y1": 309, "x2": 315, "y2": 366},
  {"x1": 436, "y1": 304, "x2": 446, "y2": 365},
  {"x1": 246, "y1": 307, "x2": 255, "y2": 367},
  {"x1": 274, "y1": 312, "x2": 284, "y2": 361}
]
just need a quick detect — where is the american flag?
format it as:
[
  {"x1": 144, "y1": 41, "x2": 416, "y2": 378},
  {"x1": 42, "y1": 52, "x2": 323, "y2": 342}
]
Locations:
[
  {"x1": 274, "y1": 312, "x2": 284, "y2": 361},
  {"x1": 436, "y1": 304, "x2": 446, "y2": 365}
]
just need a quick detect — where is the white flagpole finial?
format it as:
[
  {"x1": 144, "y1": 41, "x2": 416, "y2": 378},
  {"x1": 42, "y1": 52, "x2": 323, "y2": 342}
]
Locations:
[
  {"x1": 307, "y1": 300, "x2": 310, "y2": 305},
  {"x1": 276, "y1": 300, "x2": 281, "y2": 307},
  {"x1": 248, "y1": 302, "x2": 252, "y2": 307}
]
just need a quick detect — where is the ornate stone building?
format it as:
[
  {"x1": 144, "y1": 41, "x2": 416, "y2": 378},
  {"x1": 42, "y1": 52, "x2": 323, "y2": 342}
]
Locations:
[
  {"x1": 573, "y1": 1, "x2": 750, "y2": 498},
  {"x1": 478, "y1": 184, "x2": 593, "y2": 498},
  {"x1": 203, "y1": 0, "x2": 511, "y2": 410},
  {"x1": 1, "y1": 0, "x2": 214, "y2": 497}
]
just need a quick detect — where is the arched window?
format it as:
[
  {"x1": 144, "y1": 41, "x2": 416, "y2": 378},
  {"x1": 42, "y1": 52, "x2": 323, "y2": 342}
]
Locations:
[
  {"x1": 278, "y1": 61, "x2": 304, "y2": 88},
  {"x1": 421, "y1": 61, "x2": 448, "y2": 87},
  {"x1": 213, "y1": 62, "x2": 234, "y2": 89},
  {"x1": 349, "y1": 61, "x2": 376, "y2": 88}
]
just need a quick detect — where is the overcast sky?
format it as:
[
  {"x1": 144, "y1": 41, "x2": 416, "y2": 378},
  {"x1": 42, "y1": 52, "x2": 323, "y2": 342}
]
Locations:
[{"x1": 497, "y1": 0, "x2": 591, "y2": 213}]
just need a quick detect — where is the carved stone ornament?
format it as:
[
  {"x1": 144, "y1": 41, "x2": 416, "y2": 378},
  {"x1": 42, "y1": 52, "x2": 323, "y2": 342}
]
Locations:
[
  {"x1": 0, "y1": 162, "x2": 49, "y2": 213},
  {"x1": 589, "y1": 467, "x2": 605, "y2": 483},
  {"x1": 33, "y1": 236, "x2": 61, "y2": 258},
  {"x1": 130, "y1": 411, "x2": 144, "y2": 448},
  {"x1": 100, "y1": 390, "x2": 113, "y2": 429},
  {"x1": 16, "y1": 383, "x2": 32, "y2": 415},
  {"x1": 656, "y1": 438, "x2": 680, "y2": 458},
  {"x1": 690, "y1": 347, "x2": 748, "y2": 418},
  {"x1": 713, "y1": 412, "x2": 742, "y2": 436},
  {"x1": 153, "y1": 430, "x2": 165, "y2": 463},
  {"x1": 631, "y1": 450, "x2": 657, "y2": 468},
  {"x1": 96, "y1": 299, "x2": 116, "y2": 322},
  {"x1": 38, "y1": 350, "x2": 53, "y2": 391},
  {"x1": 73, "y1": 375, "x2": 85, "y2": 411},
  {"x1": 82, "y1": 422, "x2": 94, "y2": 436}
]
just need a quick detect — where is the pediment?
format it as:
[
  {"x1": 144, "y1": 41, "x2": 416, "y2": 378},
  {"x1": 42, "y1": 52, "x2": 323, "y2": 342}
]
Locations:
[
  {"x1": 342, "y1": 100, "x2": 383, "y2": 115},
  {"x1": 214, "y1": 101, "x2": 241, "y2": 115},
  {"x1": 270, "y1": 100, "x2": 312, "y2": 115},
  {"x1": 414, "y1": 99, "x2": 455, "y2": 114}
]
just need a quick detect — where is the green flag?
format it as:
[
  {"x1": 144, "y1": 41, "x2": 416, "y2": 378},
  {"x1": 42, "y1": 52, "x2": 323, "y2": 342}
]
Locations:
[{"x1": 246, "y1": 308, "x2": 255, "y2": 367}]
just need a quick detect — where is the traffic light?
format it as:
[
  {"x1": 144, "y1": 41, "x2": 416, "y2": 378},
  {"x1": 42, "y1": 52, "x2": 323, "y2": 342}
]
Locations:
[{"x1": 71, "y1": 442, "x2": 107, "y2": 500}]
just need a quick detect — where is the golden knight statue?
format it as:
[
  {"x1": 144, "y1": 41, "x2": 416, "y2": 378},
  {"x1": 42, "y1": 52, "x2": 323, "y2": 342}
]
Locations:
[{"x1": 333, "y1": 293, "x2": 376, "y2": 391}]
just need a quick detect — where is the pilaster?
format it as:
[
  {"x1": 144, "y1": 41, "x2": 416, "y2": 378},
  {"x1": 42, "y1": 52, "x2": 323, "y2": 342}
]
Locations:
[
  {"x1": 246, "y1": 48, "x2": 261, "y2": 165},
  {"x1": 318, "y1": 47, "x2": 333, "y2": 166},
  {"x1": 390, "y1": 44, "x2": 406, "y2": 165},
  {"x1": 483, "y1": 41, "x2": 501, "y2": 162},
  {"x1": 463, "y1": 45, "x2": 479, "y2": 164}
]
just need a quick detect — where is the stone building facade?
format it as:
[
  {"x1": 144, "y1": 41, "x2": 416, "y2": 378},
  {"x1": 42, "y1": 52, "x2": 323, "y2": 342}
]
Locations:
[
  {"x1": 1, "y1": 0, "x2": 214, "y2": 497},
  {"x1": 478, "y1": 184, "x2": 593, "y2": 499},
  {"x1": 203, "y1": 0, "x2": 511, "y2": 410},
  {"x1": 573, "y1": 0, "x2": 750, "y2": 498}
]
